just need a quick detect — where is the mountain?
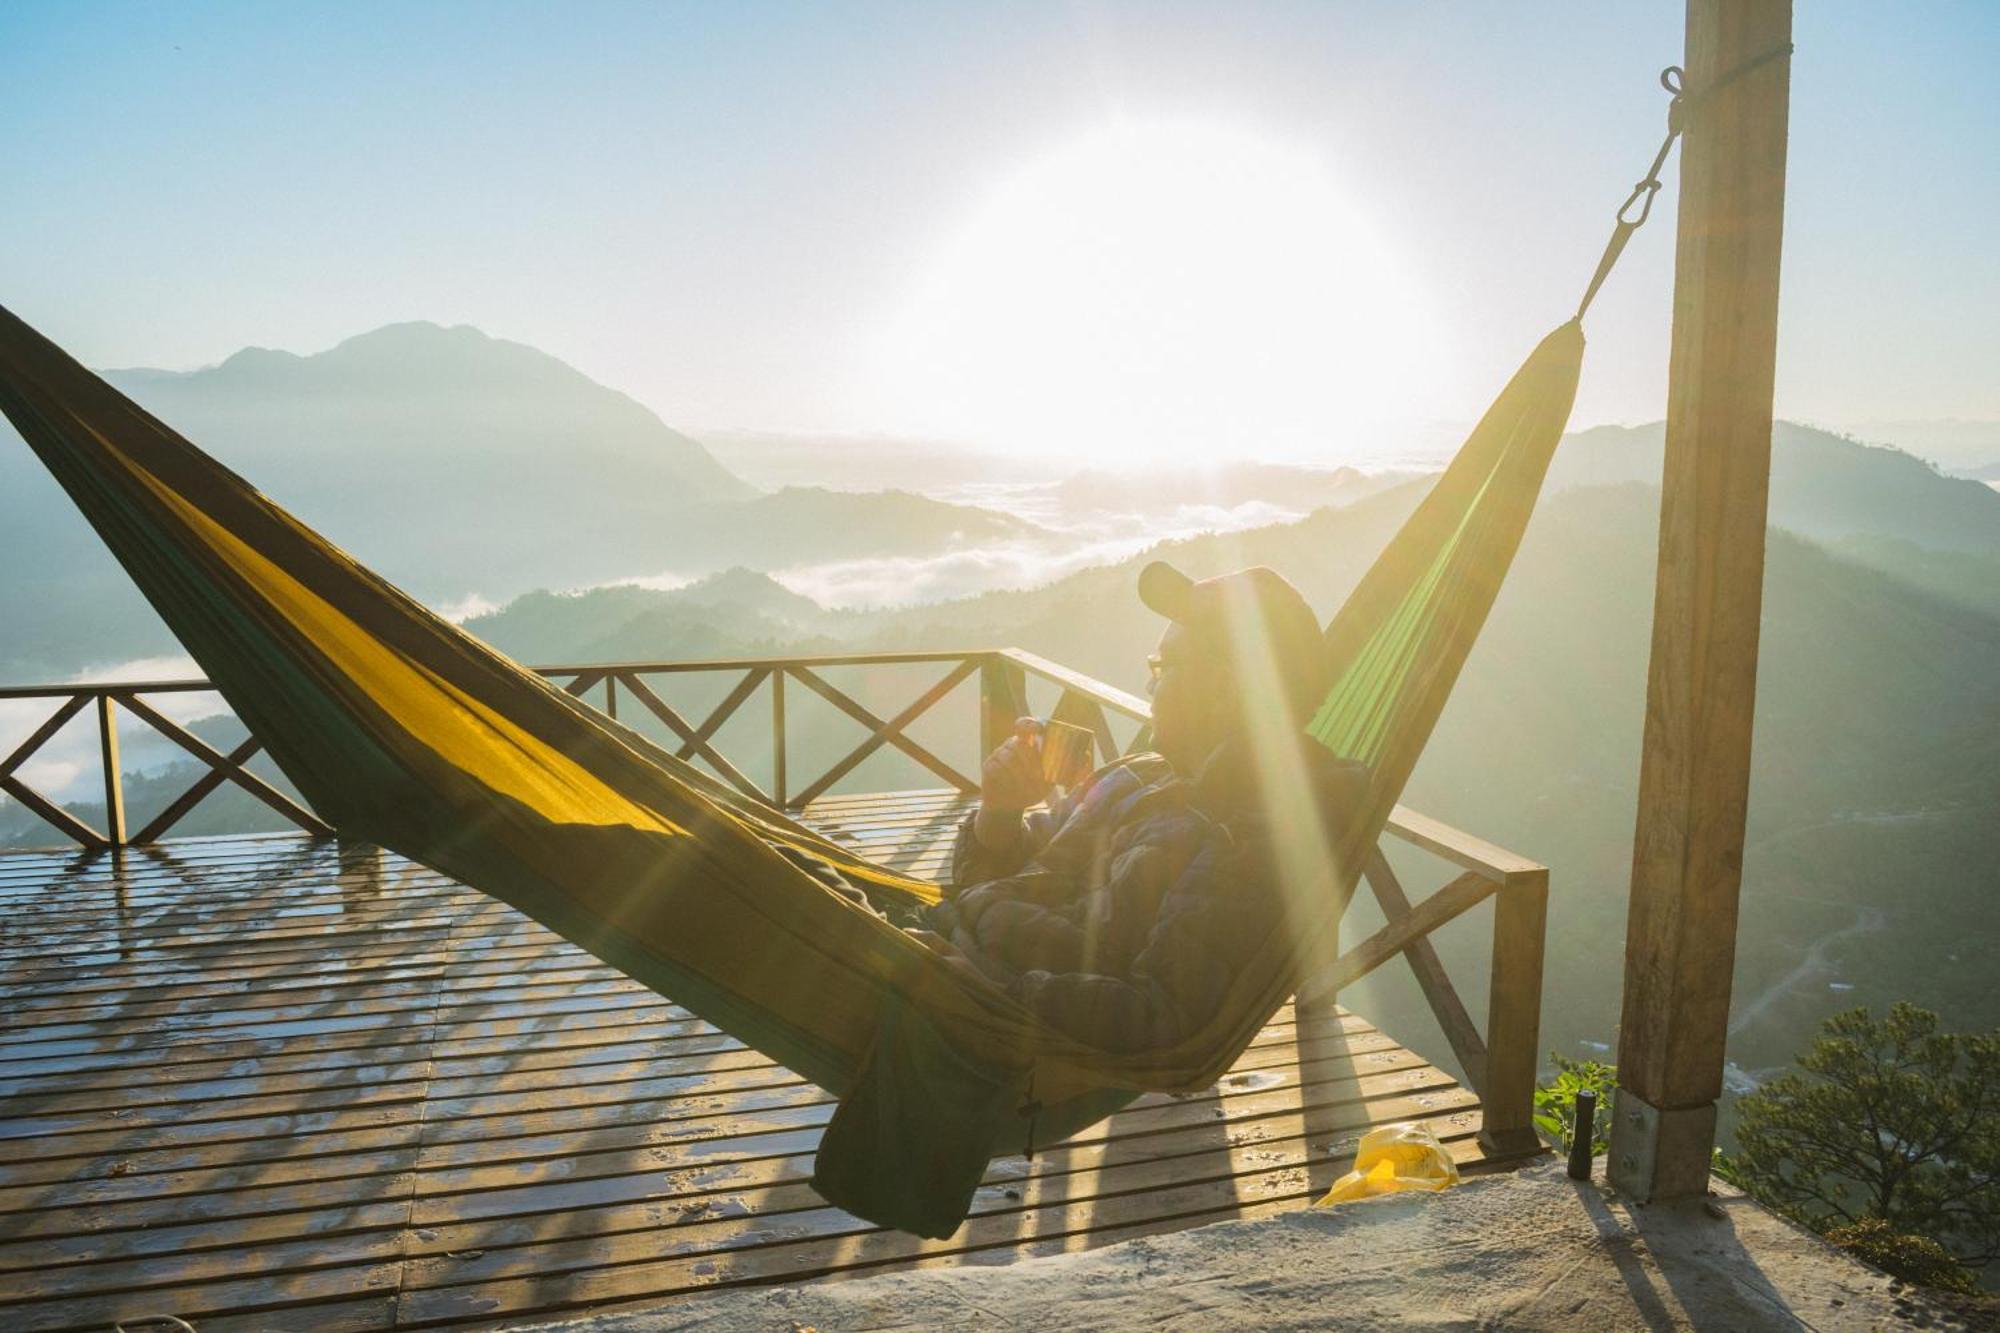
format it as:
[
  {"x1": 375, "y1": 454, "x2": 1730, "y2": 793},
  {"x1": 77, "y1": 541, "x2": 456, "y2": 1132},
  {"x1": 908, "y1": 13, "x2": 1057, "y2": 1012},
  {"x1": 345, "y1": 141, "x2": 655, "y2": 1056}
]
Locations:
[
  {"x1": 1825, "y1": 536, "x2": 2000, "y2": 621},
  {"x1": 1549, "y1": 421, "x2": 2000, "y2": 554},
  {"x1": 0, "y1": 324, "x2": 1045, "y2": 677},
  {"x1": 0, "y1": 321, "x2": 744, "y2": 671},
  {"x1": 465, "y1": 567, "x2": 838, "y2": 665},
  {"x1": 1842, "y1": 419, "x2": 2000, "y2": 475},
  {"x1": 101, "y1": 321, "x2": 754, "y2": 551}
]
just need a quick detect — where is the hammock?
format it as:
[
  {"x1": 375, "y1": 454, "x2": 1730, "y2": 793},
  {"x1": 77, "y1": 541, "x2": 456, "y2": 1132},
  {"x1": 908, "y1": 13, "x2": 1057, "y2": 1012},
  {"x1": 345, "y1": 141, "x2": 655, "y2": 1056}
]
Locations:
[{"x1": 0, "y1": 302, "x2": 1581, "y2": 1236}]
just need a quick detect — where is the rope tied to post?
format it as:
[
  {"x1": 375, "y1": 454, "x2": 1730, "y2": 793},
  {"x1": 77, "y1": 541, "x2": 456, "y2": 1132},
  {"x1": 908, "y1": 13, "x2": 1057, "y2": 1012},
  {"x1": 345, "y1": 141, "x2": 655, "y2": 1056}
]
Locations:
[{"x1": 1573, "y1": 43, "x2": 1795, "y2": 321}]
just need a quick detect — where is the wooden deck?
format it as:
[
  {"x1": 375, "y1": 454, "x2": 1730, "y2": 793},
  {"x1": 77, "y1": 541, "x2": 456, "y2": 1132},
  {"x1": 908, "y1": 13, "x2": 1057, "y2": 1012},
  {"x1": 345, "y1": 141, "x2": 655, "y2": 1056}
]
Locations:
[{"x1": 0, "y1": 789, "x2": 1537, "y2": 1331}]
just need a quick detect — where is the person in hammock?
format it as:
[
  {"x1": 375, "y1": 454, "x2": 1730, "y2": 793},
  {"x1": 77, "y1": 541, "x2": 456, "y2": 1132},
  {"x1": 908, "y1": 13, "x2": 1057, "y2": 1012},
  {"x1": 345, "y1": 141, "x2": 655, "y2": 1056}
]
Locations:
[{"x1": 920, "y1": 560, "x2": 1370, "y2": 1053}]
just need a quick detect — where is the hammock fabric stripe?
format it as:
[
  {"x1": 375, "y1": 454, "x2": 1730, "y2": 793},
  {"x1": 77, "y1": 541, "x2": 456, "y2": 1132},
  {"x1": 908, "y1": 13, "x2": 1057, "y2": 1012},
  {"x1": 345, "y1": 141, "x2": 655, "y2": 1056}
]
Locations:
[{"x1": 0, "y1": 303, "x2": 1582, "y2": 1237}]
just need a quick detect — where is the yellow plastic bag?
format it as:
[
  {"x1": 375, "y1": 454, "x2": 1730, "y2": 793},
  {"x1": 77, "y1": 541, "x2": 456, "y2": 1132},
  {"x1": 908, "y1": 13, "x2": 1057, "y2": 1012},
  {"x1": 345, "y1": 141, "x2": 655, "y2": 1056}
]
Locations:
[{"x1": 1314, "y1": 1122, "x2": 1461, "y2": 1206}]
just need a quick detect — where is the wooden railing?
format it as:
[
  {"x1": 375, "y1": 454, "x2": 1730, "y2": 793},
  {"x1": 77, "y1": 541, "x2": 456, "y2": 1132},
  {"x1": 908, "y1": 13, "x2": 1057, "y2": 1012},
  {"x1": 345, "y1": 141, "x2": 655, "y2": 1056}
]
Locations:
[{"x1": 0, "y1": 646, "x2": 1546, "y2": 1153}]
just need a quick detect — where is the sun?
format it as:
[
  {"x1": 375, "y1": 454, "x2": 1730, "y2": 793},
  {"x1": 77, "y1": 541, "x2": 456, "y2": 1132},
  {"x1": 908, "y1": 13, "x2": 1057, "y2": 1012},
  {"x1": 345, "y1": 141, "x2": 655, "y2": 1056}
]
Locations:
[{"x1": 867, "y1": 118, "x2": 1438, "y2": 468}]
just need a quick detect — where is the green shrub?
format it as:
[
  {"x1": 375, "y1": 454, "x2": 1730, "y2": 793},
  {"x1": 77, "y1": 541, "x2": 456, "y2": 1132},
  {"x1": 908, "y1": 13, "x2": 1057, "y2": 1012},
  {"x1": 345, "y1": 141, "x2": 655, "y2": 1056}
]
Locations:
[
  {"x1": 1823, "y1": 1218, "x2": 1979, "y2": 1295},
  {"x1": 1533, "y1": 1054, "x2": 1617, "y2": 1155}
]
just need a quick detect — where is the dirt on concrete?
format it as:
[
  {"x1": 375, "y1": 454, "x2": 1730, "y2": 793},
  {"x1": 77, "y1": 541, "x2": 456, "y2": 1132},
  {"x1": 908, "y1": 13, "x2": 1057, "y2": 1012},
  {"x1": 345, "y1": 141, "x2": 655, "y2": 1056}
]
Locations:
[{"x1": 528, "y1": 1159, "x2": 1995, "y2": 1331}]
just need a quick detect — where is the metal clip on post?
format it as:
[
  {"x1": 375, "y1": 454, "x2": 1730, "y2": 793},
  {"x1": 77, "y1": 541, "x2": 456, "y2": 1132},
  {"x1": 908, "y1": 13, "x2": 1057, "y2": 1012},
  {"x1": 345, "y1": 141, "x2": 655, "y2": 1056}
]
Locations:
[
  {"x1": 1572, "y1": 44, "x2": 1793, "y2": 323},
  {"x1": 1574, "y1": 67, "x2": 1686, "y2": 323}
]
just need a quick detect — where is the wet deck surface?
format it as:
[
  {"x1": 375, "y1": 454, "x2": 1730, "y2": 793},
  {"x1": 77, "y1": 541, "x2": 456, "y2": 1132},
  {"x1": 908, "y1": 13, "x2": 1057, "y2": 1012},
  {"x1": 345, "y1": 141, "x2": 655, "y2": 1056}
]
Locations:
[{"x1": 0, "y1": 790, "x2": 1530, "y2": 1331}]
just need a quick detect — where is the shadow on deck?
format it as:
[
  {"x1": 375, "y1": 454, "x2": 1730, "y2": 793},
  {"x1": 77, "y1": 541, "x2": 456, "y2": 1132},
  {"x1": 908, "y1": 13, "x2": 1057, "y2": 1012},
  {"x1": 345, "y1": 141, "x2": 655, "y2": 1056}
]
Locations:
[{"x1": 0, "y1": 790, "x2": 1539, "y2": 1331}]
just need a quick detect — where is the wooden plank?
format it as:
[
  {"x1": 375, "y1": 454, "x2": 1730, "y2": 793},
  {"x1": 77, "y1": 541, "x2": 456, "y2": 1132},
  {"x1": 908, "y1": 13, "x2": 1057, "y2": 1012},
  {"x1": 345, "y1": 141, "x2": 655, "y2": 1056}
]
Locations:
[
  {"x1": 0, "y1": 1010, "x2": 1344, "y2": 1178},
  {"x1": 0, "y1": 1253, "x2": 406, "y2": 1333},
  {"x1": 0, "y1": 791, "x2": 1538, "y2": 1329},
  {"x1": 0, "y1": 775, "x2": 107, "y2": 851},
  {"x1": 1364, "y1": 851, "x2": 1487, "y2": 1090},
  {"x1": 0, "y1": 968, "x2": 650, "y2": 1045},
  {"x1": 1, "y1": 952, "x2": 636, "y2": 1027},
  {"x1": 665, "y1": 667, "x2": 767, "y2": 761},
  {"x1": 0, "y1": 1010, "x2": 1343, "y2": 1184},
  {"x1": 95, "y1": 694, "x2": 125, "y2": 847},
  {"x1": 1, "y1": 1016, "x2": 1375, "y2": 1171},
  {"x1": 999, "y1": 648, "x2": 1150, "y2": 721},
  {"x1": 116, "y1": 692, "x2": 331, "y2": 839},
  {"x1": 1480, "y1": 868, "x2": 1547, "y2": 1156},
  {"x1": 0, "y1": 947, "x2": 639, "y2": 1031},
  {"x1": 536, "y1": 649, "x2": 981, "y2": 677},
  {"x1": 0, "y1": 879, "x2": 476, "y2": 948},
  {"x1": 978, "y1": 652, "x2": 1028, "y2": 759},
  {"x1": 614, "y1": 673, "x2": 770, "y2": 803},
  {"x1": 0, "y1": 1058, "x2": 1473, "y2": 1301},
  {"x1": 0, "y1": 693, "x2": 91, "y2": 781},
  {"x1": 1300, "y1": 871, "x2": 1495, "y2": 1004},
  {"x1": 560, "y1": 668, "x2": 605, "y2": 699},
  {"x1": 1383, "y1": 803, "x2": 1544, "y2": 882},
  {"x1": 0, "y1": 1021, "x2": 1420, "y2": 1265},
  {"x1": 789, "y1": 659, "x2": 980, "y2": 806},
  {"x1": 0, "y1": 1084, "x2": 1475, "y2": 1310},
  {"x1": 770, "y1": 667, "x2": 786, "y2": 806},
  {"x1": 786, "y1": 666, "x2": 977, "y2": 798},
  {"x1": 0, "y1": 1034, "x2": 1423, "y2": 1244},
  {"x1": 0, "y1": 1029, "x2": 755, "y2": 1145},
  {"x1": 0, "y1": 832, "x2": 350, "y2": 888},
  {"x1": 1613, "y1": 0, "x2": 1792, "y2": 1203}
]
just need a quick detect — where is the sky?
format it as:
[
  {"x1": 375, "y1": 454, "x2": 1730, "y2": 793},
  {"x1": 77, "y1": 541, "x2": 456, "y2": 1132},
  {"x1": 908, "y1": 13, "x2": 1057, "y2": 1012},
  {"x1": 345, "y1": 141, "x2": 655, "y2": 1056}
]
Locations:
[{"x1": 2, "y1": 1, "x2": 1995, "y2": 466}]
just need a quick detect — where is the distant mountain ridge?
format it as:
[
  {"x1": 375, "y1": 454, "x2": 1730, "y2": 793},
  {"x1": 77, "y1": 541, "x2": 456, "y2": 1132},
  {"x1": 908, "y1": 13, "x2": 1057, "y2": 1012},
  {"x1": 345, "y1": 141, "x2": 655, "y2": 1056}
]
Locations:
[
  {"x1": 1550, "y1": 421, "x2": 2000, "y2": 554},
  {"x1": 107, "y1": 321, "x2": 750, "y2": 497},
  {"x1": 0, "y1": 322, "x2": 1045, "y2": 676}
]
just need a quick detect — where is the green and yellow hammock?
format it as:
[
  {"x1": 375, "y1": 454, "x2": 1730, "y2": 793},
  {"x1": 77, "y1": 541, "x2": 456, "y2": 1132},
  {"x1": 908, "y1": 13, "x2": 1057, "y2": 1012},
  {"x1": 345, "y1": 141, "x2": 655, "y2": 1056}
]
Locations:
[{"x1": 0, "y1": 301, "x2": 1581, "y2": 1236}]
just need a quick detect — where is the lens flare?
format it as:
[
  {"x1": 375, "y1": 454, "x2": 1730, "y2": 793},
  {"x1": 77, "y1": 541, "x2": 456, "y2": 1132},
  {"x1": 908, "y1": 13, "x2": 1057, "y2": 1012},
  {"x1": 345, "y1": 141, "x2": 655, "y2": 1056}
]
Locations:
[{"x1": 869, "y1": 118, "x2": 1438, "y2": 467}]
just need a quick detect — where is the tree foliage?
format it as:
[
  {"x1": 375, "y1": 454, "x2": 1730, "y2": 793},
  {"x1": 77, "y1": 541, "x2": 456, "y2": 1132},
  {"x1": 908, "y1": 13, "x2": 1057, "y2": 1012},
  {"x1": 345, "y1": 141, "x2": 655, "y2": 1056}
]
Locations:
[
  {"x1": 1821, "y1": 1218, "x2": 1980, "y2": 1295},
  {"x1": 1533, "y1": 1054, "x2": 1617, "y2": 1155},
  {"x1": 1730, "y1": 1003, "x2": 2000, "y2": 1271}
]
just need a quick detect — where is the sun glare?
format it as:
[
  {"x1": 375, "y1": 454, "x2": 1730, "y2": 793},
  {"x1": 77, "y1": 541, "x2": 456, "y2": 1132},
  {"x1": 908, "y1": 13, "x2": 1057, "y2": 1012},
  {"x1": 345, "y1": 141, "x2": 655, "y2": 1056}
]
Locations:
[{"x1": 869, "y1": 119, "x2": 1436, "y2": 468}]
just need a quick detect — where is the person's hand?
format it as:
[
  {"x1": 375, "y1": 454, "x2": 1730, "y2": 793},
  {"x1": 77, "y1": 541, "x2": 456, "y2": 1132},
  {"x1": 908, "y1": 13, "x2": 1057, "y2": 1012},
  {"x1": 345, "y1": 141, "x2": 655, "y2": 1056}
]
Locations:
[
  {"x1": 980, "y1": 717, "x2": 1049, "y2": 814},
  {"x1": 907, "y1": 928, "x2": 1008, "y2": 1000}
]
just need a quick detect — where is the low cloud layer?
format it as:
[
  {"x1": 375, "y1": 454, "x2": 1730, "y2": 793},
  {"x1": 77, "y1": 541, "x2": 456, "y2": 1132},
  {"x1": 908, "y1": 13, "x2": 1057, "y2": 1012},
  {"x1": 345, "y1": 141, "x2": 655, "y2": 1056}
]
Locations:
[
  {"x1": 0, "y1": 655, "x2": 222, "y2": 808},
  {"x1": 772, "y1": 499, "x2": 1305, "y2": 609}
]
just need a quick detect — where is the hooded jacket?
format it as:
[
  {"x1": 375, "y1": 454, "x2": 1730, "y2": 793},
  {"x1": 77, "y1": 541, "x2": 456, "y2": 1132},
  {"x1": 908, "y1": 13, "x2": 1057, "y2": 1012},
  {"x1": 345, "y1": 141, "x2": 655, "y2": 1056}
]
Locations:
[{"x1": 928, "y1": 740, "x2": 1369, "y2": 1053}]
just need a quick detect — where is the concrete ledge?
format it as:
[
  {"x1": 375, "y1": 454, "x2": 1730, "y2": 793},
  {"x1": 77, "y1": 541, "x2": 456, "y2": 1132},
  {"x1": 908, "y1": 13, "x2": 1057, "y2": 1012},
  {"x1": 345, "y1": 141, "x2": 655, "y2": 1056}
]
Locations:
[{"x1": 524, "y1": 1160, "x2": 1992, "y2": 1331}]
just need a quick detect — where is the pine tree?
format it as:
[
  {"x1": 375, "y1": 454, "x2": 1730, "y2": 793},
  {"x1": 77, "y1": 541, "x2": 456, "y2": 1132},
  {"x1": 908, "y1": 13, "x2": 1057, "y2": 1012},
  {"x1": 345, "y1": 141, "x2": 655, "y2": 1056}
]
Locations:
[{"x1": 1730, "y1": 1003, "x2": 2000, "y2": 1279}]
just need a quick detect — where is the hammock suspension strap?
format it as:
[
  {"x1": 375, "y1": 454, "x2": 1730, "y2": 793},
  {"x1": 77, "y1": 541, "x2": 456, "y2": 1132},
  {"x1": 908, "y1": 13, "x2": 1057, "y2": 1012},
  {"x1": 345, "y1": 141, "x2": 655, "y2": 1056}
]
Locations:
[{"x1": 1574, "y1": 45, "x2": 1795, "y2": 321}]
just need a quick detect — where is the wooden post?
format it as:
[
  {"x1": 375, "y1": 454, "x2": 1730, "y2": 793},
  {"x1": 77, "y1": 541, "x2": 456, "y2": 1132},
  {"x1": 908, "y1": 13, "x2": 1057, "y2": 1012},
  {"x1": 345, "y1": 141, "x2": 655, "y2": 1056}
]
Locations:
[
  {"x1": 771, "y1": 671, "x2": 787, "y2": 809},
  {"x1": 1294, "y1": 889, "x2": 1343, "y2": 1052},
  {"x1": 1611, "y1": 0, "x2": 1792, "y2": 1201},
  {"x1": 1480, "y1": 868, "x2": 1548, "y2": 1156},
  {"x1": 979, "y1": 653, "x2": 1028, "y2": 760},
  {"x1": 96, "y1": 693, "x2": 125, "y2": 848}
]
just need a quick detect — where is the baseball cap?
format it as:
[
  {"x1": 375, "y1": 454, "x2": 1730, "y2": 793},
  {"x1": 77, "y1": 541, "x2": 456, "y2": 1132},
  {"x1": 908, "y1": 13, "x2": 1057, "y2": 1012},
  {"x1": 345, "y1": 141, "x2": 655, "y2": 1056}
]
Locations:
[{"x1": 1138, "y1": 560, "x2": 1330, "y2": 718}]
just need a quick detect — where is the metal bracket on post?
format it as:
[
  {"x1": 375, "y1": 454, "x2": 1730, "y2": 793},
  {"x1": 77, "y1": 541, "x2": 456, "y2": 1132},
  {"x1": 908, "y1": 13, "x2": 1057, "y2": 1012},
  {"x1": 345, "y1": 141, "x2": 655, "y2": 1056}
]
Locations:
[{"x1": 1608, "y1": 1088, "x2": 1717, "y2": 1202}]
